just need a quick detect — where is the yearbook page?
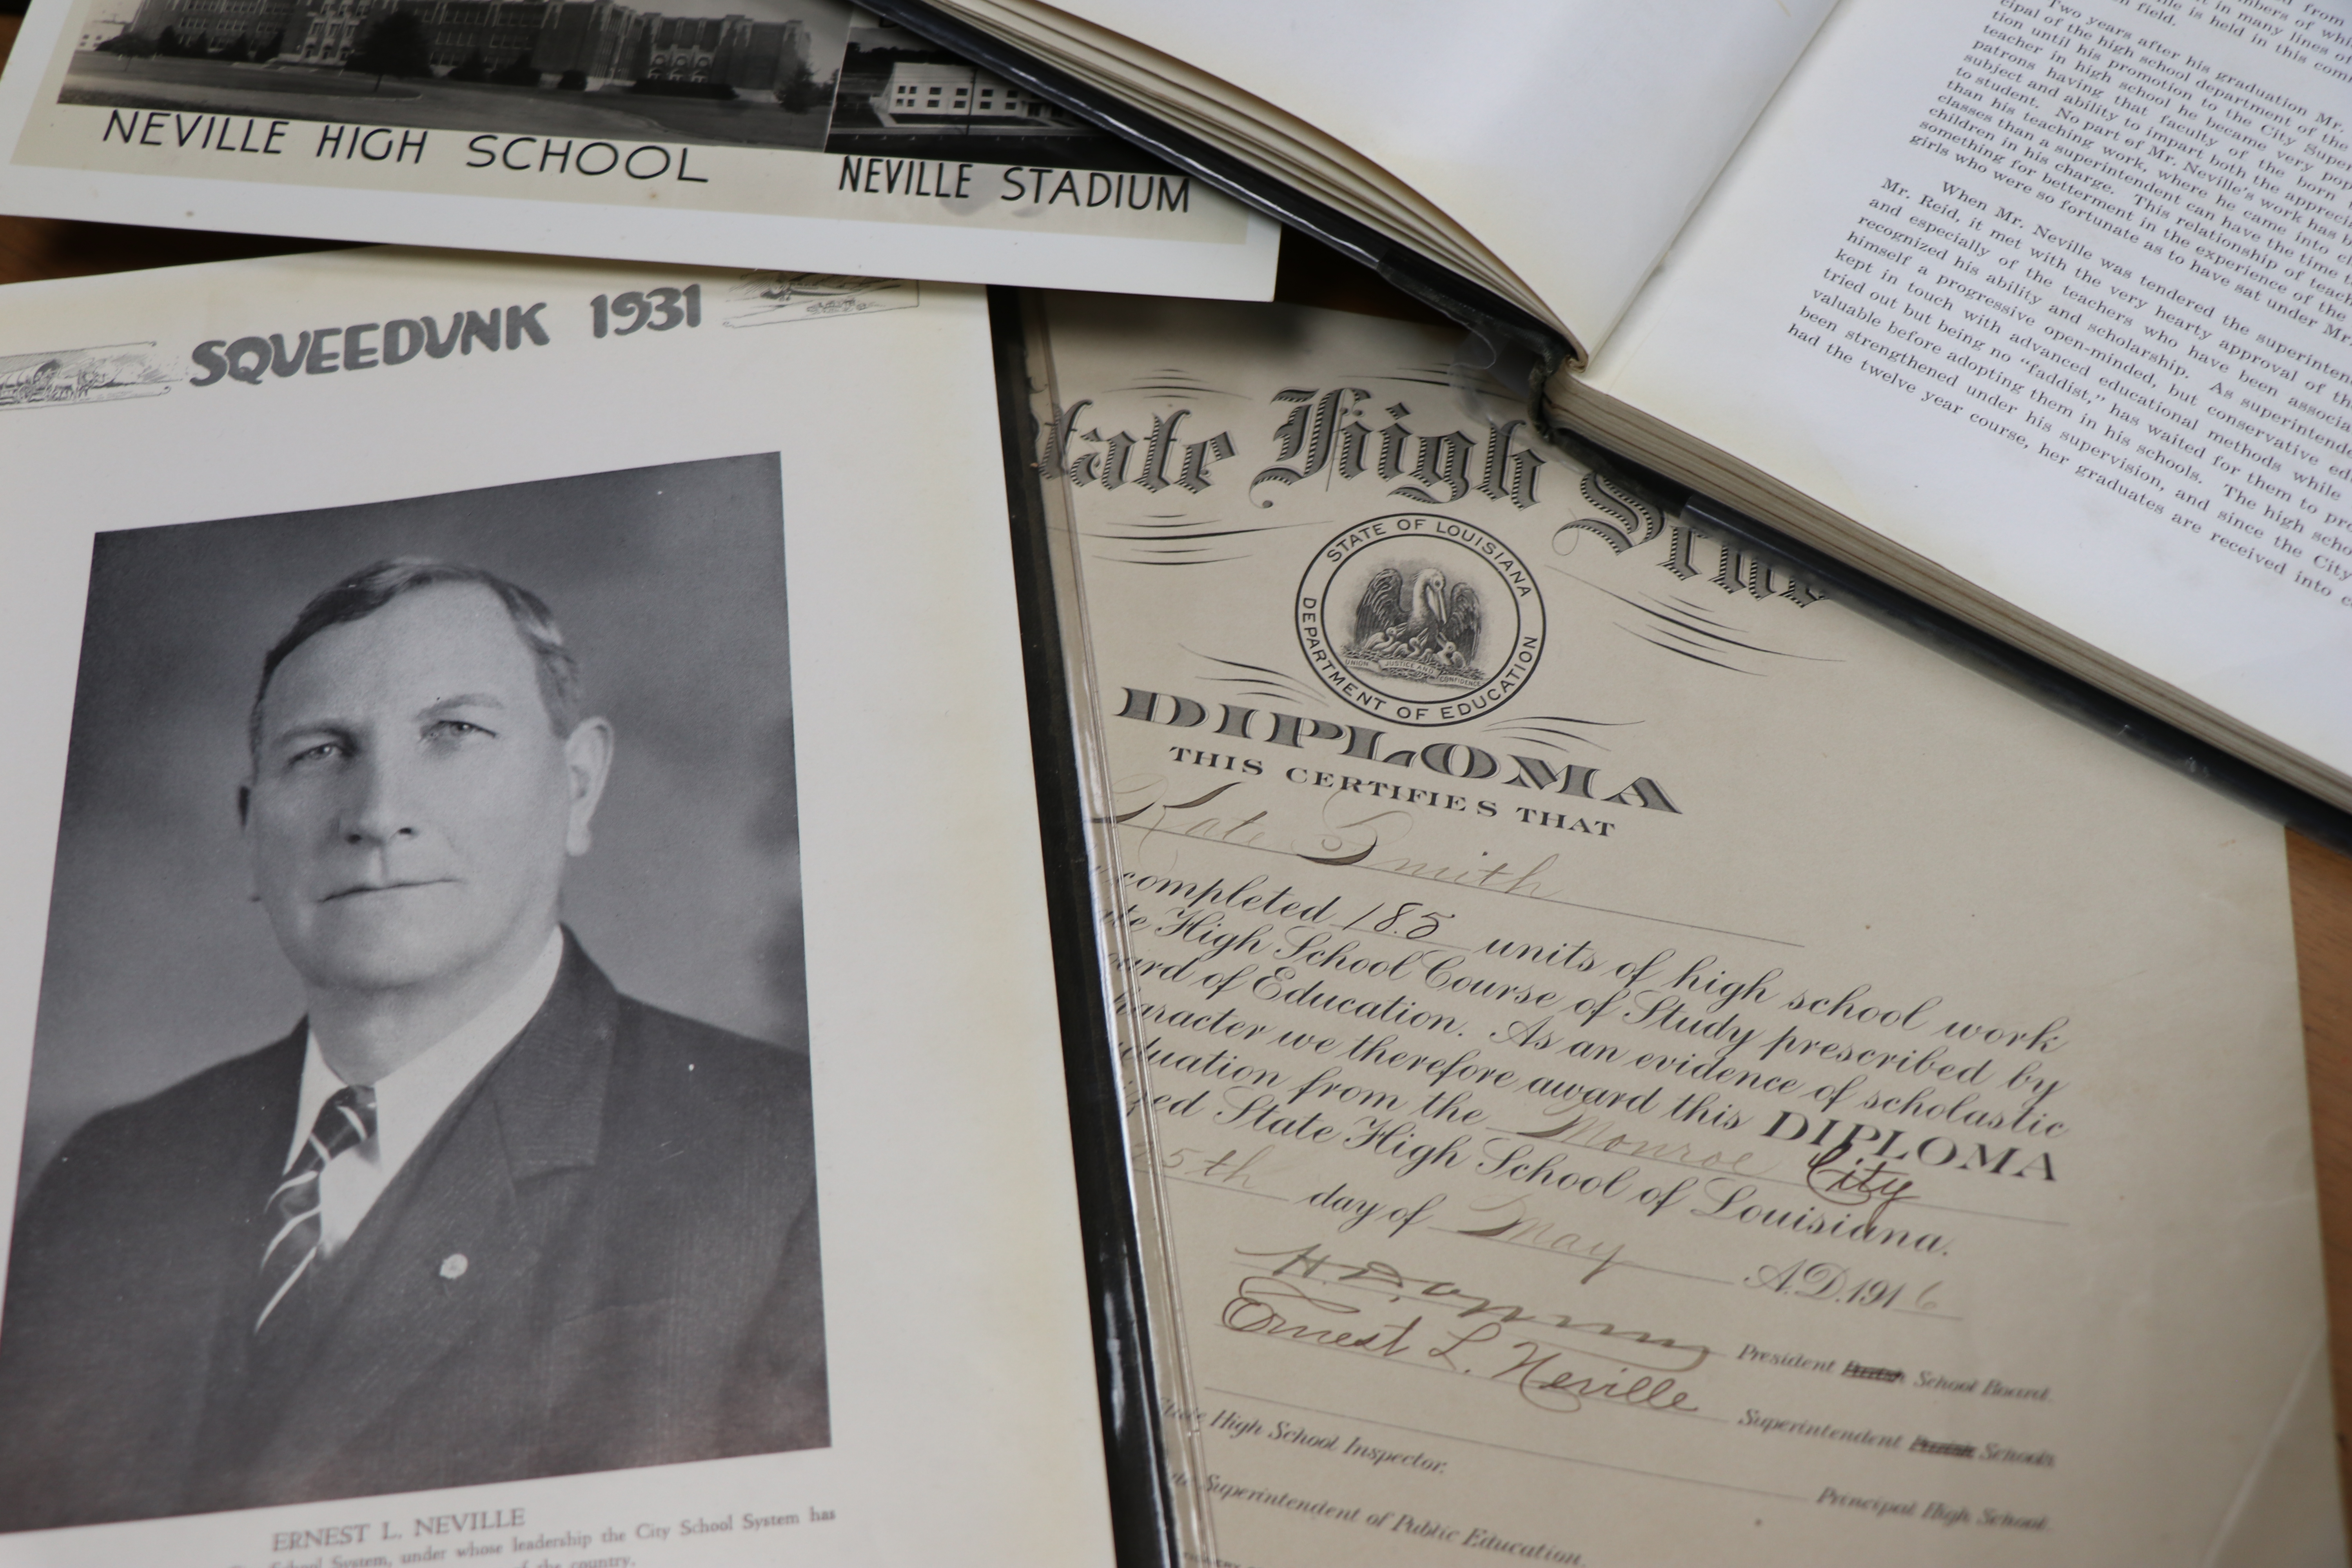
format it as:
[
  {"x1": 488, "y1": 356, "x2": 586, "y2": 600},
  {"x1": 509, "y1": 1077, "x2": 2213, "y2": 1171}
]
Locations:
[
  {"x1": 0, "y1": 5, "x2": 1276, "y2": 298},
  {"x1": 1025, "y1": 291, "x2": 2340, "y2": 1566},
  {"x1": 1566, "y1": 0, "x2": 2352, "y2": 812},
  {"x1": 0, "y1": 249, "x2": 1114, "y2": 1567}
]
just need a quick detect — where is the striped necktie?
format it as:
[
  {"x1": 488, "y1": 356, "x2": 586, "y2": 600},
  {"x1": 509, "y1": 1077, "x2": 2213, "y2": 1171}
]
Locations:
[{"x1": 256, "y1": 1083, "x2": 376, "y2": 1332}]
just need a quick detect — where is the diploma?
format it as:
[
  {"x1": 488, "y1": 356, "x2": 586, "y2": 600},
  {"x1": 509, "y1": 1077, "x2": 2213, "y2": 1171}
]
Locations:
[{"x1": 1024, "y1": 290, "x2": 2337, "y2": 1567}]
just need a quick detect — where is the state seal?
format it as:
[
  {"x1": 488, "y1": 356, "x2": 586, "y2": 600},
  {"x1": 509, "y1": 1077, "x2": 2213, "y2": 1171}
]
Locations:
[{"x1": 1295, "y1": 514, "x2": 1545, "y2": 726}]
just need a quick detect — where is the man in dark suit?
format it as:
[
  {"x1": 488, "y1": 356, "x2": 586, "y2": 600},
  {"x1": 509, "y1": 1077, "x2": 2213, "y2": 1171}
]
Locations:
[{"x1": 0, "y1": 559, "x2": 827, "y2": 1531}]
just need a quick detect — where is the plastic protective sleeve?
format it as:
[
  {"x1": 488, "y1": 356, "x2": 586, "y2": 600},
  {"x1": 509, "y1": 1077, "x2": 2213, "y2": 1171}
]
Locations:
[
  {"x1": 988, "y1": 283, "x2": 1183, "y2": 1568},
  {"x1": 1546, "y1": 424, "x2": 2352, "y2": 859},
  {"x1": 1697, "y1": 500, "x2": 2352, "y2": 860}
]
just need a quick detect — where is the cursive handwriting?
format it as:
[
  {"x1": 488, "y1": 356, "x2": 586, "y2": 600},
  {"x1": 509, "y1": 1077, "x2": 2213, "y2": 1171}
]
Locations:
[
  {"x1": 1218, "y1": 1271, "x2": 1701, "y2": 1416},
  {"x1": 1237, "y1": 1242, "x2": 1708, "y2": 1372},
  {"x1": 1502, "y1": 1108, "x2": 1772, "y2": 1177},
  {"x1": 1448, "y1": 1194, "x2": 1628, "y2": 1284},
  {"x1": 1803, "y1": 1145, "x2": 1917, "y2": 1229}
]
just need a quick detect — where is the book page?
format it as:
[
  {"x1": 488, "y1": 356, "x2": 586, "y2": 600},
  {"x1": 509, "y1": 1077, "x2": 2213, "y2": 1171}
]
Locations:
[
  {"x1": 0, "y1": 2, "x2": 1279, "y2": 298},
  {"x1": 1030, "y1": 291, "x2": 2336, "y2": 1566},
  {"x1": 1035, "y1": 0, "x2": 1835, "y2": 349},
  {"x1": 0, "y1": 249, "x2": 1113, "y2": 1567},
  {"x1": 1576, "y1": 0, "x2": 2352, "y2": 804}
]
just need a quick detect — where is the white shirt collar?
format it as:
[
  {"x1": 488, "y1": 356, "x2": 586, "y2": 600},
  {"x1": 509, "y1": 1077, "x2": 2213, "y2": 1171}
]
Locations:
[{"x1": 287, "y1": 927, "x2": 566, "y2": 1252}]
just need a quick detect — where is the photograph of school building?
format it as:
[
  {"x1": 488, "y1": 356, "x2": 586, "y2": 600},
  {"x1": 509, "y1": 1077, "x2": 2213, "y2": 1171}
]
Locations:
[
  {"x1": 60, "y1": 0, "x2": 848, "y2": 149},
  {"x1": 119, "y1": 0, "x2": 815, "y2": 91},
  {"x1": 55, "y1": 5, "x2": 1167, "y2": 166}
]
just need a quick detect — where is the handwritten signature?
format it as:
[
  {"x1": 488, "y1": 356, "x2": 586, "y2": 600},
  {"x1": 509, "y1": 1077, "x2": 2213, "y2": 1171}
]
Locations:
[
  {"x1": 1230, "y1": 1243, "x2": 1708, "y2": 1374},
  {"x1": 1220, "y1": 1268, "x2": 1701, "y2": 1416}
]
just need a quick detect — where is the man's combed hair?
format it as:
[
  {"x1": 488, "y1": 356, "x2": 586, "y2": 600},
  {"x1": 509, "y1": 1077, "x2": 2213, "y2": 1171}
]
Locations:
[{"x1": 249, "y1": 558, "x2": 583, "y2": 759}]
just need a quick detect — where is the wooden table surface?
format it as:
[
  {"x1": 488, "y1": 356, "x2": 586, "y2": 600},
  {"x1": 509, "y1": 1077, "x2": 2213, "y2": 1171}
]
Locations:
[{"x1": 4, "y1": 8, "x2": 2352, "y2": 1531}]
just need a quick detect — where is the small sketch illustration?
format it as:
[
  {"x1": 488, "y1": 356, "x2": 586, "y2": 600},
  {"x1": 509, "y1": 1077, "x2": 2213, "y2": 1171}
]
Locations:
[
  {"x1": 723, "y1": 271, "x2": 918, "y2": 327},
  {"x1": 1347, "y1": 563, "x2": 1485, "y2": 688},
  {"x1": 0, "y1": 343, "x2": 173, "y2": 411}
]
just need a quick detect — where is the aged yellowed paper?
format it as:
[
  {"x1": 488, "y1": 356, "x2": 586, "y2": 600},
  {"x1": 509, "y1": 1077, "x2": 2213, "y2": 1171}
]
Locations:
[
  {"x1": 0, "y1": 250, "x2": 1112, "y2": 1568},
  {"x1": 1032, "y1": 291, "x2": 2336, "y2": 1566},
  {"x1": 1564, "y1": 0, "x2": 2352, "y2": 815},
  {"x1": 0, "y1": 0, "x2": 1278, "y2": 296}
]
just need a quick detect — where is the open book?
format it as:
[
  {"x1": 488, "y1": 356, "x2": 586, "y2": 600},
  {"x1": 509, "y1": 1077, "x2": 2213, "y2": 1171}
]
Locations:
[{"x1": 867, "y1": 0, "x2": 2352, "y2": 820}]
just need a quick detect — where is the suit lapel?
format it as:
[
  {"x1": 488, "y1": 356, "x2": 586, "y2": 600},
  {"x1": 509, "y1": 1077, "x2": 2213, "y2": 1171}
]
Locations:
[
  {"x1": 163, "y1": 1032, "x2": 307, "y2": 1512},
  {"x1": 240, "y1": 937, "x2": 618, "y2": 1493}
]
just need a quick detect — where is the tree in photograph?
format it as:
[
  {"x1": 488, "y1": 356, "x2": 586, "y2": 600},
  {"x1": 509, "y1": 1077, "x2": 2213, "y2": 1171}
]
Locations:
[
  {"x1": 775, "y1": 57, "x2": 818, "y2": 112},
  {"x1": 555, "y1": 66, "x2": 587, "y2": 89},
  {"x1": 490, "y1": 54, "x2": 542, "y2": 86},
  {"x1": 448, "y1": 47, "x2": 489, "y2": 81},
  {"x1": 216, "y1": 34, "x2": 250, "y2": 61},
  {"x1": 94, "y1": 30, "x2": 156, "y2": 55},
  {"x1": 345, "y1": 11, "x2": 434, "y2": 79},
  {"x1": 257, "y1": 27, "x2": 282, "y2": 58},
  {"x1": 153, "y1": 25, "x2": 189, "y2": 56}
]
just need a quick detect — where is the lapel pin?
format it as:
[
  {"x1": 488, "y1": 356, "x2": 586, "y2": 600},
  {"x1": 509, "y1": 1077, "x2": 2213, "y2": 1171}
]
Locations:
[{"x1": 439, "y1": 1254, "x2": 469, "y2": 1280}]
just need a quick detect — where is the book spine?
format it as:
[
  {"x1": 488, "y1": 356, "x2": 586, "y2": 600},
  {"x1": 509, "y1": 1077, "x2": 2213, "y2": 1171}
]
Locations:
[{"x1": 862, "y1": 0, "x2": 1572, "y2": 377}]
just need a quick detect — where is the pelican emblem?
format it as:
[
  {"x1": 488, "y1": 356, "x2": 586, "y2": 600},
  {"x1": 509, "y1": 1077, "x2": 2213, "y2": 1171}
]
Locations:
[
  {"x1": 1346, "y1": 564, "x2": 1485, "y2": 688},
  {"x1": 1296, "y1": 514, "x2": 1544, "y2": 725}
]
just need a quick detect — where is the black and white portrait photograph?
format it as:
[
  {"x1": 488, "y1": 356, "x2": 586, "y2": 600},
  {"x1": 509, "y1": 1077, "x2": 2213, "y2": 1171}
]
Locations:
[{"x1": 0, "y1": 452, "x2": 825, "y2": 1531}]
